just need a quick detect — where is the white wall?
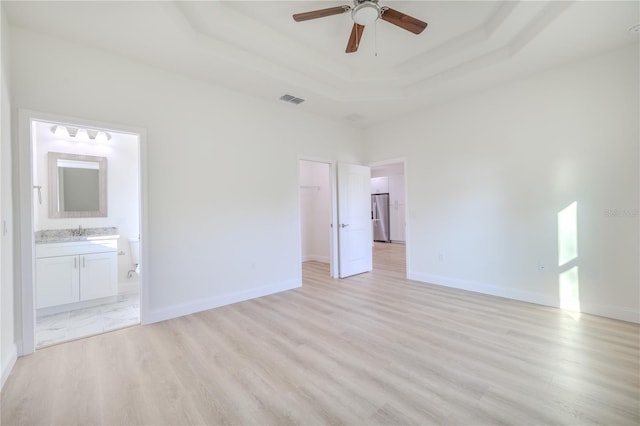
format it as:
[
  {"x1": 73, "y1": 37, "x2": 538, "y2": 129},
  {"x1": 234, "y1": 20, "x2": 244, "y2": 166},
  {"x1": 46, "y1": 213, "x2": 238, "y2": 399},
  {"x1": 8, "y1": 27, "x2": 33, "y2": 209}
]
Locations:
[
  {"x1": 1, "y1": 4, "x2": 17, "y2": 388},
  {"x1": 299, "y1": 160, "x2": 331, "y2": 263},
  {"x1": 371, "y1": 162, "x2": 404, "y2": 178},
  {"x1": 33, "y1": 123, "x2": 140, "y2": 285},
  {"x1": 365, "y1": 45, "x2": 639, "y2": 323},
  {"x1": 10, "y1": 27, "x2": 363, "y2": 325}
]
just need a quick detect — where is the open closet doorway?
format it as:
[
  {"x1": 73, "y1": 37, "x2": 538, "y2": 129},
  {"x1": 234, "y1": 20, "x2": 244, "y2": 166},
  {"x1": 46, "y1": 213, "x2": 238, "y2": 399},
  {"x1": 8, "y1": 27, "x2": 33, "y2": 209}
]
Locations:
[
  {"x1": 299, "y1": 159, "x2": 335, "y2": 278},
  {"x1": 27, "y1": 117, "x2": 142, "y2": 349},
  {"x1": 370, "y1": 160, "x2": 407, "y2": 276}
]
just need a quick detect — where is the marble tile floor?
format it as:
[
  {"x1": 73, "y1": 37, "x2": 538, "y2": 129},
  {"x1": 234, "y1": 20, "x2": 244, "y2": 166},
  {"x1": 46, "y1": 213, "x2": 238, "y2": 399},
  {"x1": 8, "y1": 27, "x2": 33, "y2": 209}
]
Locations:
[{"x1": 36, "y1": 293, "x2": 140, "y2": 348}]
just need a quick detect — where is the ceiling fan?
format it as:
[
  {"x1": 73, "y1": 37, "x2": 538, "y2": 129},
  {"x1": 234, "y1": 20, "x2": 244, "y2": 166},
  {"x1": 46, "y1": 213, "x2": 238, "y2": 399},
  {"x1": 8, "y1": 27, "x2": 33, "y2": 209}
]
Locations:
[{"x1": 293, "y1": 0, "x2": 427, "y2": 53}]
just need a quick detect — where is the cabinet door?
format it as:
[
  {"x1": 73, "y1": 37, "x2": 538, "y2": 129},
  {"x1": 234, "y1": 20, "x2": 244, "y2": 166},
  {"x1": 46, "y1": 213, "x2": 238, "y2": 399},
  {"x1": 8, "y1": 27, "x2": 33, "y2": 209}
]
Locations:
[
  {"x1": 80, "y1": 252, "x2": 118, "y2": 301},
  {"x1": 370, "y1": 177, "x2": 389, "y2": 194},
  {"x1": 388, "y1": 174, "x2": 405, "y2": 205},
  {"x1": 36, "y1": 256, "x2": 80, "y2": 309},
  {"x1": 390, "y1": 203, "x2": 406, "y2": 242}
]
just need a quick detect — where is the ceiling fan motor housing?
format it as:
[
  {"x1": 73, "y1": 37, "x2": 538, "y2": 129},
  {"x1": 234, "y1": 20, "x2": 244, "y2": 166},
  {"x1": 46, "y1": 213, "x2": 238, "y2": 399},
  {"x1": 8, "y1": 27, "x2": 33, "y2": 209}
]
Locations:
[{"x1": 352, "y1": 0, "x2": 380, "y2": 26}]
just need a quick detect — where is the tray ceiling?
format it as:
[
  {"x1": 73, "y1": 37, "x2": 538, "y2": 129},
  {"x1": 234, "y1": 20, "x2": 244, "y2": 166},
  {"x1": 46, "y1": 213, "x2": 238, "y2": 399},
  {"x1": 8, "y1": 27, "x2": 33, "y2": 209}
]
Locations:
[{"x1": 4, "y1": 1, "x2": 639, "y2": 127}]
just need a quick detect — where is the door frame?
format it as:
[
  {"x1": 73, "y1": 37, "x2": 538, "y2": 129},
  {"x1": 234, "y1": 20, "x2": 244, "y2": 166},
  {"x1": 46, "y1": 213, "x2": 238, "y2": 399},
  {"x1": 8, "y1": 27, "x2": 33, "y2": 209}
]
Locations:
[
  {"x1": 297, "y1": 157, "x2": 339, "y2": 279},
  {"x1": 16, "y1": 109, "x2": 148, "y2": 355},
  {"x1": 369, "y1": 157, "x2": 409, "y2": 276}
]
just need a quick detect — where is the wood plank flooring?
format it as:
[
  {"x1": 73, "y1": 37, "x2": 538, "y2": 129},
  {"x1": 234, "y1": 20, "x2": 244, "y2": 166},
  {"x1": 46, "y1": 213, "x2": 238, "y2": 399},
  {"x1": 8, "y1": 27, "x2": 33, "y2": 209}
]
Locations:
[{"x1": 2, "y1": 243, "x2": 639, "y2": 425}]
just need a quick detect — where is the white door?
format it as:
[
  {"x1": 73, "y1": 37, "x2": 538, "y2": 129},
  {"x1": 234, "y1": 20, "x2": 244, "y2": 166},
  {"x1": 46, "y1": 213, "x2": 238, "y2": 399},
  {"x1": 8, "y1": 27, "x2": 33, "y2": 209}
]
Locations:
[{"x1": 337, "y1": 163, "x2": 372, "y2": 278}]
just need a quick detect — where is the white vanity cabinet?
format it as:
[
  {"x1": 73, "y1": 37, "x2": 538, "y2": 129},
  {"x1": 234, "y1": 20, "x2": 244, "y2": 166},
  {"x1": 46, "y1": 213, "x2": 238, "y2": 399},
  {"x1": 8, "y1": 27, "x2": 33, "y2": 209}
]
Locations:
[{"x1": 35, "y1": 239, "x2": 118, "y2": 309}]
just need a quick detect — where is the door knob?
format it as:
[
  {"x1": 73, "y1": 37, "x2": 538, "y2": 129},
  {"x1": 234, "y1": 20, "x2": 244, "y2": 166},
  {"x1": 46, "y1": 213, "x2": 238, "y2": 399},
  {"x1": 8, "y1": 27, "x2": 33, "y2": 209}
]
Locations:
[{"x1": 340, "y1": 223, "x2": 349, "y2": 228}]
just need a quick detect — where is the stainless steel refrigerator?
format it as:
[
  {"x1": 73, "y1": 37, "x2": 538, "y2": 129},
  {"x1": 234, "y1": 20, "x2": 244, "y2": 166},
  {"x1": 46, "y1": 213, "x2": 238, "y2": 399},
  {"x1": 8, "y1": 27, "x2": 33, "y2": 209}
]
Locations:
[{"x1": 371, "y1": 193, "x2": 391, "y2": 243}]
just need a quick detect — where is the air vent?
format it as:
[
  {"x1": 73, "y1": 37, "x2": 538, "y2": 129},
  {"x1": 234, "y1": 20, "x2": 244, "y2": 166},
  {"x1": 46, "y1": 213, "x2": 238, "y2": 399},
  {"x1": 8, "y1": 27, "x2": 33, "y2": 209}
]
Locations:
[{"x1": 280, "y1": 94, "x2": 305, "y2": 105}]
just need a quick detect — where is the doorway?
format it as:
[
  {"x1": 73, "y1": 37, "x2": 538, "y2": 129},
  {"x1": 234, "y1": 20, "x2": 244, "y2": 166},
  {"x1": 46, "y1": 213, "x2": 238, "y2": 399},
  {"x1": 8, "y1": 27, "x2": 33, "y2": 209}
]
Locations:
[
  {"x1": 18, "y1": 111, "x2": 146, "y2": 353},
  {"x1": 370, "y1": 160, "x2": 407, "y2": 275},
  {"x1": 298, "y1": 159, "x2": 335, "y2": 278}
]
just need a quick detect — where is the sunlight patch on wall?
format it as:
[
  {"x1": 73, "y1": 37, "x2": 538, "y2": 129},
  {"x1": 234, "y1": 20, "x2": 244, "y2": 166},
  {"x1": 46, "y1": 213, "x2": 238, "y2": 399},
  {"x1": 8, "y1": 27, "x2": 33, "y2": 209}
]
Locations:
[
  {"x1": 559, "y1": 266, "x2": 580, "y2": 312},
  {"x1": 557, "y1": 201, "x2": 580, "y2": 313},
  {"x1": 558, "y1": 201, "x2": 578, "y2": 267}
]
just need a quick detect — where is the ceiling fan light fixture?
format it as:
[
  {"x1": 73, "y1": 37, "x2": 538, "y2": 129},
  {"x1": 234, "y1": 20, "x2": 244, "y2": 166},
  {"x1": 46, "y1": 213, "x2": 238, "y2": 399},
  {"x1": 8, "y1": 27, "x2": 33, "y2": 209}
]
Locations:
[
  {"x1": 352, "y1": 2, "x2": 380, "y2": 26},
  {"x1": 292, "y1": 0, "x2": 427, "y2": 53}
]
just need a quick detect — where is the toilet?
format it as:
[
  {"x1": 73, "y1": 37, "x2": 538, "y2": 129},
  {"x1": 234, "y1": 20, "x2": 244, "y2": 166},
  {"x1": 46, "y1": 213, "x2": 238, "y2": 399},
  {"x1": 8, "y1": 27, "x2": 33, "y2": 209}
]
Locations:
[{"x1": 128, "y1": 238, "x2": 140, "y2": 277}]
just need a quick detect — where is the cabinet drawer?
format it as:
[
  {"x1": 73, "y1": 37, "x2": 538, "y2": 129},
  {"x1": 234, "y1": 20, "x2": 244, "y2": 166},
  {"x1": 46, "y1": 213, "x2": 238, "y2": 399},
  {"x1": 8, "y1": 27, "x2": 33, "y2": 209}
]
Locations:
[{"x1": 36, "y1": 239, "x2": 117, "y2": 258}]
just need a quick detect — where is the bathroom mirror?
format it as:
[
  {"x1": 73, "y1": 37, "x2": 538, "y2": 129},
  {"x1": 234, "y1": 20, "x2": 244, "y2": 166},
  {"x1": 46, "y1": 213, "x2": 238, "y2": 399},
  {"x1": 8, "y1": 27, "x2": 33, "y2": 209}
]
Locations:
[{"x1": 48, "y1": 152, "x2": 107, "y2": 218}]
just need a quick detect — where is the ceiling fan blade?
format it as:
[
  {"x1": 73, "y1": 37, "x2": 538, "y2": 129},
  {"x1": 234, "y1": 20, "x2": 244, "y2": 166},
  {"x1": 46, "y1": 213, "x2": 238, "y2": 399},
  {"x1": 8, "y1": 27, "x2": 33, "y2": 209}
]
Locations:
[
  {"x1": 293, "y1": 5, "x2": 350, "y2": 22},
  {"x1": 346, "y1": 23, "x2": 365, "y2": 53},
  {"x1": 380, "y1": 7, "x2": 427, "y2": 34}
]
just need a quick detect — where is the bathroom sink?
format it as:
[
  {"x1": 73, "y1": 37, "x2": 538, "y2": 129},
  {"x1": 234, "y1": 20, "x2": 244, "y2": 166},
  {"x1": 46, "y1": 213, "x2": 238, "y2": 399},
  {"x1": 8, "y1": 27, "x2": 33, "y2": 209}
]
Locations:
[{"x1": 35, "y1": 227, "x2": 119, "y2": 244}]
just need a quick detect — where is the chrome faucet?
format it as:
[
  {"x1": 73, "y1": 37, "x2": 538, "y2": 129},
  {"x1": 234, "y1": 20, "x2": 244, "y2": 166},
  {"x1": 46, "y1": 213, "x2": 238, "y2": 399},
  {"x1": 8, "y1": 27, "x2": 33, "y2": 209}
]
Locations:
[{"x1": 72, "y1": 225, "x2": 84, "y2": 236}]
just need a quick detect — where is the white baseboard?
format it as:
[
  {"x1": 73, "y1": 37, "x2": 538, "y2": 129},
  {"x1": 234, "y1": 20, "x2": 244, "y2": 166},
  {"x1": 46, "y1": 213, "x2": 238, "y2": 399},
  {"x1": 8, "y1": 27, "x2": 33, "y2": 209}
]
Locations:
[
  {"x1": 407, "y1": 271, "x2": 639, "y2": 324},
  {"x1": 302, "y1": 254, "x2": 330, "y2": 263},
  {"x1": 407, "y1": 271, "x2": 558, "y2": 307},
  {"x1": 1, "y1": 343, "x2": 18, "y2": 390},
  {"x1": 145, "y1": 279, "x2": 300, "y2": 324},
  {"x1": 580, "y1": 302, "x2": 640, "y2": 324}
]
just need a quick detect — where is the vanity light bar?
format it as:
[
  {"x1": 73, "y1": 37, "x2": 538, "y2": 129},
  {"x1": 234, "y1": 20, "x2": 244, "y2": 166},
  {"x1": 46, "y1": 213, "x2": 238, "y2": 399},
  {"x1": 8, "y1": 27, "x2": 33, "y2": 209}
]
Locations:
[{"x1": 51, "y1": 125, "x2": 111, "y2": 142}]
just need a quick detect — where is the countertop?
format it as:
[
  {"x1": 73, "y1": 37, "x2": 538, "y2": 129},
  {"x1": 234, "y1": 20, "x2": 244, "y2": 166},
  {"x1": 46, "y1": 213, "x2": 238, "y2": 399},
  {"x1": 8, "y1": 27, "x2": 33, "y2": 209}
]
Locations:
[{"x1": 35, "y1": 227, "x2": 119, "y2": 244}]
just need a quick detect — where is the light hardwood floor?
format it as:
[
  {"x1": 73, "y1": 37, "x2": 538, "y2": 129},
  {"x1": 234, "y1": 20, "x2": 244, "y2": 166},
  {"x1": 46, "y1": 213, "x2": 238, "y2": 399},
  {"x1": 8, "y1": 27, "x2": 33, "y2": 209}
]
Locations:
[{"x1": 2, "y1": 243, "x2": 639, "y2": 425}]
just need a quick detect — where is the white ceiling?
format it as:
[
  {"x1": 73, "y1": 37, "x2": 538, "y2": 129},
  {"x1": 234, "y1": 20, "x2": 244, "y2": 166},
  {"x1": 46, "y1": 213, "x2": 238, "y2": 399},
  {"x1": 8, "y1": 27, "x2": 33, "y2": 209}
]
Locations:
[{"x1": 4, "y1": 1, "x2": 639, "y2": 128}]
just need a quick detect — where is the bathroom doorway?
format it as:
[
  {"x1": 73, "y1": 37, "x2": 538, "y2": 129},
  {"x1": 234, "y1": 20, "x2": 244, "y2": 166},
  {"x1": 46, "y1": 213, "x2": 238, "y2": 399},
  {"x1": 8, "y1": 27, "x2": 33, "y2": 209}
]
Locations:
[
  {"x1": 19, "y1": 112, "x2": 145, "y2": 351},
  {"x1": 298, "y1": 159, "x2": 336, "y2": 278}
]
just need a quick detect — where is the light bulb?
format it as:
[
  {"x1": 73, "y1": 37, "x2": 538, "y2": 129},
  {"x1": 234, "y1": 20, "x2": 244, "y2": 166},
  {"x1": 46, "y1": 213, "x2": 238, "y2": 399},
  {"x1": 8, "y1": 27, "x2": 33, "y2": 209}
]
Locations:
[
  {"x1": 76, "y1": 128, "x2": 89, "y2": 140},
  {"x1": 352, "y1": 3, "x2": 379, "y2": 26},
  {"x1": 53, "y1": 125, "x2": 69, "y2": 137},
  {"x1": 95, "y1": 131, "x2": 110, "y2": 143}
]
